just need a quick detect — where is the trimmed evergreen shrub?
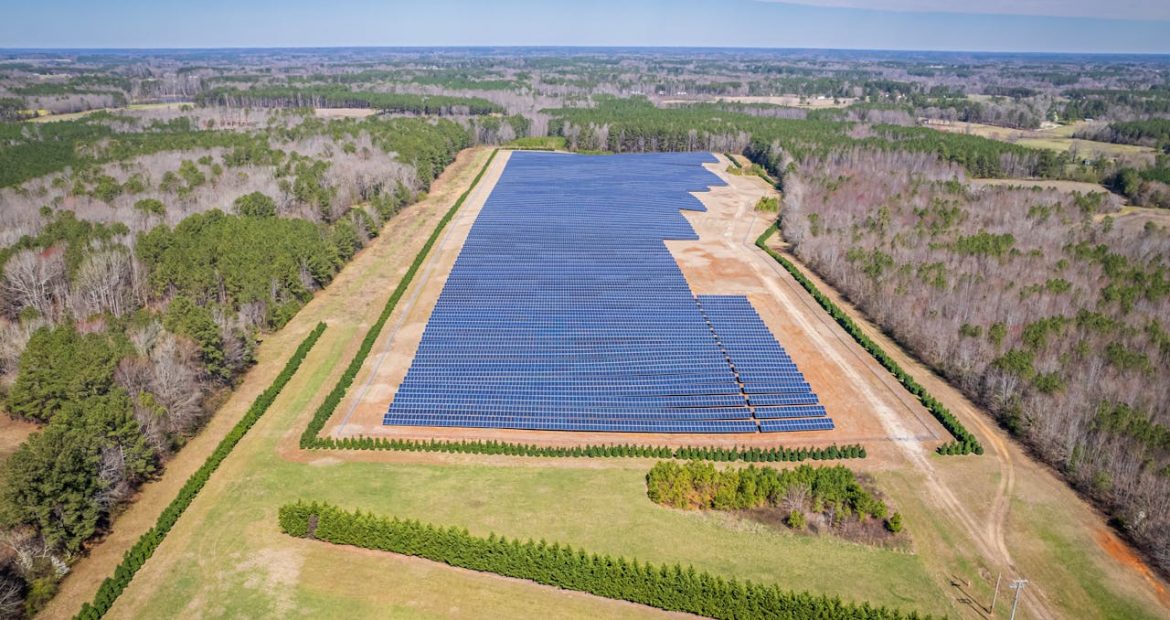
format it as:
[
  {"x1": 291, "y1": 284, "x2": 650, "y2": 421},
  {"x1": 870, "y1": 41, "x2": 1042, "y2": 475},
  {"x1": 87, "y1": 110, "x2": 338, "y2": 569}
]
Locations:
[
  {"x1": 312, "y1": 436, "x2": 867, "y2": 462},
  {"x1": 279, "y1": 501, "x2": 930, "y2": 620}
]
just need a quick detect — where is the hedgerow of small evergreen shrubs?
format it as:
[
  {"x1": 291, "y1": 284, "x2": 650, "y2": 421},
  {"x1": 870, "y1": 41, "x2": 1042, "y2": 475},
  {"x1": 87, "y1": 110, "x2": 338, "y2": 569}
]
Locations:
[
  {"x1": 755, "y1": 225, "x2": 982, "y2": 456},
  {"x1": 311, "y1": 435, "x2": 866, "y2": 462},
  {"x1": 74, "y1": 323, "x2": 326, "y2": 620},
  {"x1": 279, "y1": 501, "x2": 930, "y2": 620},
  {"x1": 299, "y1": 150, "x2": 498, "y2": 448}
]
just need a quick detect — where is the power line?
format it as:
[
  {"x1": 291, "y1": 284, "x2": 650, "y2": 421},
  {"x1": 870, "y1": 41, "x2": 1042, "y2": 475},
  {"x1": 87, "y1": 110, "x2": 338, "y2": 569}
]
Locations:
[{"x1": 1008, "y1": 578, "x2": 1028, "y2": 620}]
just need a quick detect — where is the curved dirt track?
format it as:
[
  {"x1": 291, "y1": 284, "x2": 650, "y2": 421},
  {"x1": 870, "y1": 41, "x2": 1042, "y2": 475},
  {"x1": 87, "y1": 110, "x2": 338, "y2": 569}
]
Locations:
[
  {"x1": 704, "y1": 160, "x2": 1051, "y2": 619},
  {"x1": 738, "y1": 156, "x2": 1169, "y2": 617}
]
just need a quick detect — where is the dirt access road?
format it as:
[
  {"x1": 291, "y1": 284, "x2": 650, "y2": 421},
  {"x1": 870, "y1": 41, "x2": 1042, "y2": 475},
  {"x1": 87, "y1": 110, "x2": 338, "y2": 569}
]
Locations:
[
  {"x1": 734, "y1": 154, "x2": 1170, "y2": 617},
  {"x1": 675, "y1": 159, "x2": 1052, "y2": 617}
]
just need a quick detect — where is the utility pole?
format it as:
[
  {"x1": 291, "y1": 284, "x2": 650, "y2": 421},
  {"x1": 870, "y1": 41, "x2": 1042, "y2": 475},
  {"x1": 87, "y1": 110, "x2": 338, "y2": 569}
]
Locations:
[
  {"x1": 990, "y1": 572, "x2": 1001, "y2": 614},
  {"x1": 1008, "y1": 579, "x2": 1028, "y2": 620}
]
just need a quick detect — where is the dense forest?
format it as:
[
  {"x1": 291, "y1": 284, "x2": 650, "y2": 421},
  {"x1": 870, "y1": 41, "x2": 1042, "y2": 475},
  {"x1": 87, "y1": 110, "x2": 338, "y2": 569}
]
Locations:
[
  {"x1": 0, "y1": 92, "x2": 470, "y2": 616},
  {"x1": 195, "y1": 86, "x2": 503, "y2": 116},
  {"x1": 778, "y1": 148, "x2": 1170, "y2": 576},
  {"x1": 547, "y1": 97, "x2": 1063, "y2": 179}
]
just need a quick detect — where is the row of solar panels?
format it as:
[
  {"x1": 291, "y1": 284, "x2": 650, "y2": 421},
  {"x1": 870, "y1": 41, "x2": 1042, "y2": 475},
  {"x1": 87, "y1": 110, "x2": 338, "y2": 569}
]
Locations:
[
  {"x1": 384, "y1": 414, "x2": 834, "y2": 434},
  {"x1": 386, "y1": 152, "x2": 834, "y2": 435},
  {"x1": 391, "y1": 394, "x2": 819, "y2": 407},
  {"x1": 387, "y1": 406, "x2": 756, "y2": 420}
]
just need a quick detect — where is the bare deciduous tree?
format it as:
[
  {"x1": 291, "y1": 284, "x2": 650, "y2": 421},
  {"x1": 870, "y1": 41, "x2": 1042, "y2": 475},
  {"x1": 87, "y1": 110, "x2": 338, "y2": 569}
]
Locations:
[{"x1": 2, "y1": 249, "x2": 66, "y2": 321}]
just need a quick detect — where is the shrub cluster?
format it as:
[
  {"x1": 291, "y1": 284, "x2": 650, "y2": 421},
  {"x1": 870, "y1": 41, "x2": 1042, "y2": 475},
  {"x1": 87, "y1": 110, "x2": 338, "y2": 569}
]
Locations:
[
  {"x1": 279, "y1": 501, "x2": 929, "y2": 620},
  {"x1": 75, "y1": 323, "x2": 327, "y2": 620},
  {"x1": 756, "y1": 225, "x2": 982, "y2": 455},
  {"x1": 312, "y1": 436, "x2": 866, "y2": 461},
  {"x1": 645, "y1": 461, "x2": 888, "y2": 521},
  {"x1": 300, "y1": 150, "x2": 498, "y2": 448}
]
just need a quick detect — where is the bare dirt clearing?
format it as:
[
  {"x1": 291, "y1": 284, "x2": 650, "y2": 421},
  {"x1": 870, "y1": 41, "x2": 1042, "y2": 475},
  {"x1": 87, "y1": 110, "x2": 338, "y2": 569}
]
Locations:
[
  {"x1": 661, "y1": 95, "x2": 855, "y2": 109},
  {"x1": 0, "y1": 415, "x2": 36, "y2": 463},
  {"x1": 922, "y1": 120, "x2": 1156, "y2": 161},
  {"x1": 970, "y1": 178, "x2": 1112, "y2": 194},
  {"x1": 313, "y1": 107, "x2": 379, "y2": 119}
]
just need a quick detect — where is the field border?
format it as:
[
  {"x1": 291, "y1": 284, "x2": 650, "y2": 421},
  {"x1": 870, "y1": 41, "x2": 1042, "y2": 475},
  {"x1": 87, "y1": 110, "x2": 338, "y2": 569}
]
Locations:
[
  {"x1": 754, "y1": 224, "x2": 982, "y2": 455},
  {"x1": 75, "y1": 322, "x2": 328, "y2": 620},
  {"x1": 322, "y1": 436, "x2": 867, "y2": 462},
  {"x1": 298, "y1": 148, "x2": 499, "y2": 447},
  {"x1": 279, "y1": 500, "x2": 929, "y2": 620},
  {"x1": 298, "y1": 148, "x2": 867, "y2": 462}
]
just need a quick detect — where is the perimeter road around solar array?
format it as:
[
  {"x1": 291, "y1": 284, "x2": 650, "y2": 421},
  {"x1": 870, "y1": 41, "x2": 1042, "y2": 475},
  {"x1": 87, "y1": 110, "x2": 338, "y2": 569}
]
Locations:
[{"x1": 383, "y1": 151, "x2": 834, "y2": 434}]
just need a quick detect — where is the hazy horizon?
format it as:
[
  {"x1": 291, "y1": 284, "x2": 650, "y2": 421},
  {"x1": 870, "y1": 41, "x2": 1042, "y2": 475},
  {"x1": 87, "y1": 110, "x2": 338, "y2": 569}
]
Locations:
[
  {"x1": 4, "y1": 45, "x2": 1170, "y2": 58},
  {"x1": 3, "y1": 0, "x2": 1169, "y2": 54}
]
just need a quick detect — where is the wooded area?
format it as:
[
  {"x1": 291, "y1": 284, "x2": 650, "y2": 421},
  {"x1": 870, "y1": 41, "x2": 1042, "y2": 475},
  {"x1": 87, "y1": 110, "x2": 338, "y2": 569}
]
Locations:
[{"x1": 779, "y1": 148, "x2": 1169, "y2": 576}]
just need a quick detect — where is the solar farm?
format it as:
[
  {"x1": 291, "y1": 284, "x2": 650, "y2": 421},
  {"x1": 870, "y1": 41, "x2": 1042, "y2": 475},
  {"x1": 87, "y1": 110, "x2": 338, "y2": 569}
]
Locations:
[{"x1": 382, "y1": 152, "x2": 833, "y2": 435}]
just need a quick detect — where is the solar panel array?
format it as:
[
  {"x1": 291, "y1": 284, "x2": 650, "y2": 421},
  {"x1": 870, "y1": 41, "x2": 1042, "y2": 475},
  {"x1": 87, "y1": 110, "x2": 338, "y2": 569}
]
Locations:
[{"x1": 384, "y1": 151, "x2": 834, "y2": 434}]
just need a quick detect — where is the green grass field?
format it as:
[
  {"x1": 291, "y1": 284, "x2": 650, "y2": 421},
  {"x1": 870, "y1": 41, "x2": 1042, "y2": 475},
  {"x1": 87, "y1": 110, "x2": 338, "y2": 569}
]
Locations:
[
  {"x1": 27, "y1": 102, "x2": 187, "y2": 123},
  {"x1": 1015, "y1": 137, "x2": 1153, "y2": 158},
  {"x1": 107, "y1": 328, "x2": 951, "y2": 618}
]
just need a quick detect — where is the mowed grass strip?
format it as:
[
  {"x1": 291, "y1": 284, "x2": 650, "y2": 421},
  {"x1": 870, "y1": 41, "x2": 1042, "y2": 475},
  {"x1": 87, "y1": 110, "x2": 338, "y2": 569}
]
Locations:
[
  {"x1": 116, "y1": 438, "x2": 950, "y2": 618},
  {"x1": 75, "y1": 323, "x2": 327, "y2": 619},
  {"x1": 278, "y1": 500, "x2": 931, "y2": 620},
  {"x1": 300, "y1": 148, "x2": 499, "y2": 447}
]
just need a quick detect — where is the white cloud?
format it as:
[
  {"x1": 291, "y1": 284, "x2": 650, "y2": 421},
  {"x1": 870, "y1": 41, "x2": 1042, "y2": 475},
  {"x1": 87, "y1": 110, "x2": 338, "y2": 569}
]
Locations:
[{"x1": 755, "y1": 1, "x2": 1170, "y2": 21}]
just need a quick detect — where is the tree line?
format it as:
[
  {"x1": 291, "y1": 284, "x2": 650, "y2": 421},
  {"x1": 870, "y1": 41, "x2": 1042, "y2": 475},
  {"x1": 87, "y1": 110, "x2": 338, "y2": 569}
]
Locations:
[
  {"x1": 73, "y1": 324, "x2": 325, "y2": 620},
  {"x1": 317, "y1": 435, "x2": 867, "y2": 462},
  {"x1": 0, "y1": 111, "x2": 471, "y2": 617},
  {"x1": 278, "y1": 501, "x2": 930, "y2": 620},
  {"x1": 547, "y1": 97, "x2": 1060, "y2": 180},
  {"x1": 195, "y1": 86, "x2": 503, "y2": 116},
  {"x1": 778, "y1": 147, "x2": 1169, "y2": 575}
]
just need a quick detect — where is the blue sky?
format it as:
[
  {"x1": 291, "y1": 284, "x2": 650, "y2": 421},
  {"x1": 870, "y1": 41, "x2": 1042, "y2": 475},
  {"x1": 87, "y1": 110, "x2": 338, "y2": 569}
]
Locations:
[{"x1": 1, "y1": 0, "x2": 1168, "y2": 53}]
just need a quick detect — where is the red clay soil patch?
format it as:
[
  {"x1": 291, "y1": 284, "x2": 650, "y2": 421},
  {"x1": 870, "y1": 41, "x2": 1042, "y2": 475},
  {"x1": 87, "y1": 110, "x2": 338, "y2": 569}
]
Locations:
[{"x1": 1096, "y1": 527, "x2": 1170, "y2": 608}]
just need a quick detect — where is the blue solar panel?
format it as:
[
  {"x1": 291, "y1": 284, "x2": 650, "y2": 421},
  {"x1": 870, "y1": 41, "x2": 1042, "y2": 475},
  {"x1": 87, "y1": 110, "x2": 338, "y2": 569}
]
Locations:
[
  {"x1": 753, "y1": 405, "x2": 828, "y2": 419},
  {"x1": 383, "y1": 152, "x2": 833, "y2": 434},
  {"x1": 759, "y1": 418, "x2": 837, "y2": 433}
]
